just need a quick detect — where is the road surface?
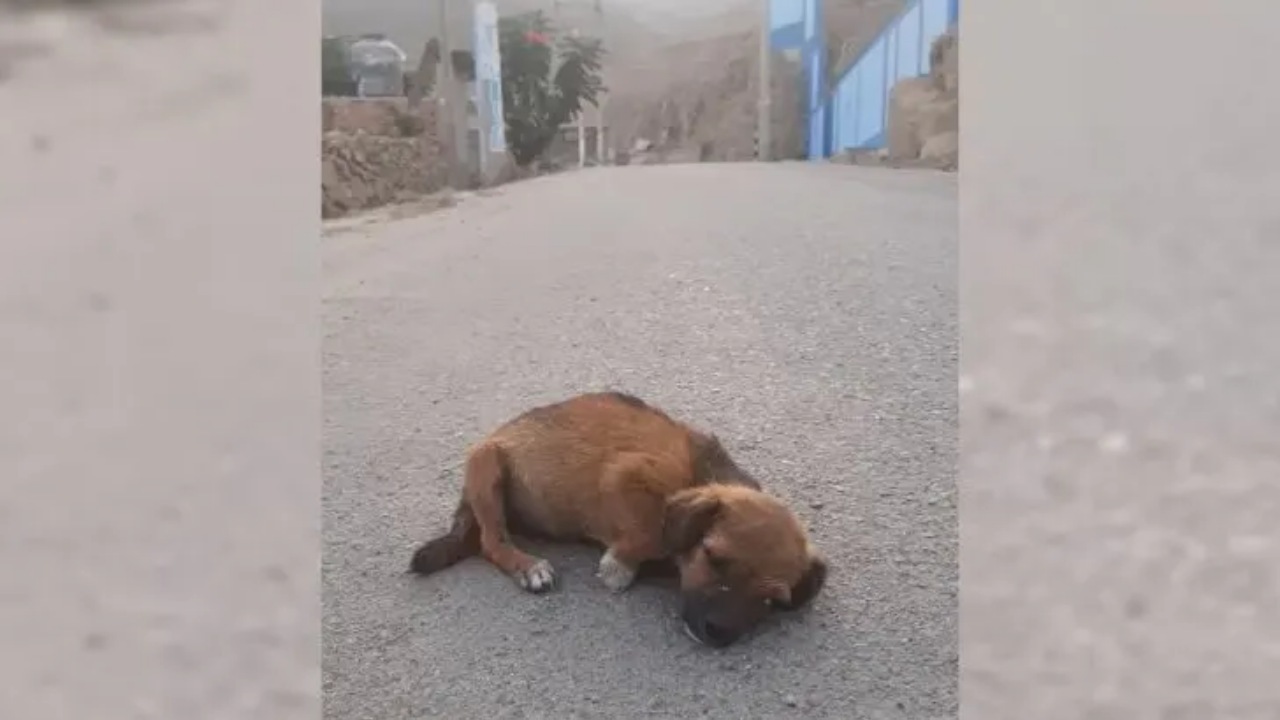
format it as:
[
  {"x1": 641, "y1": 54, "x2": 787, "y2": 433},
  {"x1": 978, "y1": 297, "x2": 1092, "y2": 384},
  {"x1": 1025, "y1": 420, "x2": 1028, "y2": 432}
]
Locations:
[{"x1": 323, "y1": 163, "x2": 957, "y2": 719}]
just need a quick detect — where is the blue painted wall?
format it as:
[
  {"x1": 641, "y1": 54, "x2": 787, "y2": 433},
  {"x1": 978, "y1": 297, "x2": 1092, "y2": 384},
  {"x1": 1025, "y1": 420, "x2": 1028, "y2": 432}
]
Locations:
[{"x1": 818, "y1": 0, "x2": 958, "y2": 157}]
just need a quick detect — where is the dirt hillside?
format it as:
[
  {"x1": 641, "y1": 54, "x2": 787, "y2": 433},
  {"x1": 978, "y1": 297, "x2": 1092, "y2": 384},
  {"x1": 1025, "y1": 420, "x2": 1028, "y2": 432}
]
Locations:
[{"x1": 603, "y1": 0, "x2": 908, "y2": 161}]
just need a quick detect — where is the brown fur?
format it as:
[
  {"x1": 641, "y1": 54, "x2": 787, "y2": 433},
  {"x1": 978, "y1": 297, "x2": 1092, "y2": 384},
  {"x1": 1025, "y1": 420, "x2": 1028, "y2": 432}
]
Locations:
[{"x1": 409, "y1": 391, "x2": 827, "y2": 647}]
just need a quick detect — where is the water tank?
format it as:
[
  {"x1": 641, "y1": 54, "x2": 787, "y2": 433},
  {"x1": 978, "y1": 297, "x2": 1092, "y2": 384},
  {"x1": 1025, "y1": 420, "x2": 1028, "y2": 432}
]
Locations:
[{"x1": 348, "y1": 37, "x2": 409, "y2": 97}]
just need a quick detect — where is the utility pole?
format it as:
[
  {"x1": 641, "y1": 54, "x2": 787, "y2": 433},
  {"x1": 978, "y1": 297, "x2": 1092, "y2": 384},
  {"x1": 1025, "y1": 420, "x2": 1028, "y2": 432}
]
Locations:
[
  {"x1": 438, "y1": 0, "x2": 471, "y2": 188},
  {"x1": 436, "y1": 0, "x2": 457, "y2": 185},
  {"x1": 595, "y1": 0, "x2": 606, "y2": 164},
  {"x1": 563, "y1": 4, "x2": 587, "y2": 168},
  {"x1": 756, "y1": 0, "x2": 772, "y2": 161},
  {"x1": 474, "y1": 0, "x2": 500, "y2": 182},
  {"x1": 577, "y1": 91, "x2": 587, "y2": 167}
]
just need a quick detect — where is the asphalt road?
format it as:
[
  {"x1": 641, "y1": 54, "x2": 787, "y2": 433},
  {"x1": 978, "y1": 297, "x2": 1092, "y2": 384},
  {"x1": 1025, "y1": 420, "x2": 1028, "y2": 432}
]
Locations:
[{"x1": 322, "y1": 163, "x2": 957, "y2": 720}]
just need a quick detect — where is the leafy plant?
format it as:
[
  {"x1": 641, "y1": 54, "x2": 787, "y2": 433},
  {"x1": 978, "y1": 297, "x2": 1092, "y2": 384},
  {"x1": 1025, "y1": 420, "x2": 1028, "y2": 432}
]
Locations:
[{"x1": 498, "y1": 11, "x2": 606, "y2": 167}]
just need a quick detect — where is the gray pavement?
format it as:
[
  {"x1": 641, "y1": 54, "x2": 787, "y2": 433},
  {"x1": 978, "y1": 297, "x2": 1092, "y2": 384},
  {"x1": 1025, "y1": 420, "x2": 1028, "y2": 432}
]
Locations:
[{"x1": 322, "y1": 163, "x2": 957, "y2": 720}]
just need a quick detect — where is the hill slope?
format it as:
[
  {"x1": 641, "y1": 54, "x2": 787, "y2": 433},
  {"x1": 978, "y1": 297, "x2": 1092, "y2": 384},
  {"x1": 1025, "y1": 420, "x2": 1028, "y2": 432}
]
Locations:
[{"x1": 603, "y1": 0, "x2": 908, "y2": 160}]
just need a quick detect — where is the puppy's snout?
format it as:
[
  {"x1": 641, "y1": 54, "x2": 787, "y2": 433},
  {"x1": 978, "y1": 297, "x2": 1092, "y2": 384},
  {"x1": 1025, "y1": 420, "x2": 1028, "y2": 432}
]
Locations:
[
  {"x1": 681, "y1": 597, "x2": 742, "y2": 648},
  {"x1": 685, "y1": 617, "x2": 737, "y2": 648}
]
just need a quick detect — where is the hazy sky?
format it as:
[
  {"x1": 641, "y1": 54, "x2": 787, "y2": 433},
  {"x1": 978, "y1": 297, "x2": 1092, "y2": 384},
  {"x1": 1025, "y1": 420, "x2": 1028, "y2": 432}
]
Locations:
[
  {"x1": 609, "y1": 0, "x2": 744, "y2": 18},
  {"x1": 321, "y1": 0, "x2": 754, "y2": 61},
  {"x1": 322, "y1": 0, "x2": 749, "y2": 28}
]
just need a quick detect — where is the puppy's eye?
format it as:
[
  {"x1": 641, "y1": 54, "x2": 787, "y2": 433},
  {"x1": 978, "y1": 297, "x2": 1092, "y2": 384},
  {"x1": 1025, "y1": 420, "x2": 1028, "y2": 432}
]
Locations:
[{"x1": 702, "y1": 546, "x2": 730, "y2": 573}]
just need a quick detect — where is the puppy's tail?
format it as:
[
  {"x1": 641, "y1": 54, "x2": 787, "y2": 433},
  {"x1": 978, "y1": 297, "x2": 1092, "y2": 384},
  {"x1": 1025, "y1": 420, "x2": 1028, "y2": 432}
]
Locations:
[{"x1": 408, "y1": 499, "x2": 480, "y2": 576}]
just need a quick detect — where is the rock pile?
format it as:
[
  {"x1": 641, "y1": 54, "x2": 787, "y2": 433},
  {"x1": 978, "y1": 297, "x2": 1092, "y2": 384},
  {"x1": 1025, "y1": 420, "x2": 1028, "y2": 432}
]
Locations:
[
  {"x1": 320, "y1": 99, "x2": 445, "y2": 219},
  {"x1": 885, "y1": 25, "x2": 958, "y2": 170}
]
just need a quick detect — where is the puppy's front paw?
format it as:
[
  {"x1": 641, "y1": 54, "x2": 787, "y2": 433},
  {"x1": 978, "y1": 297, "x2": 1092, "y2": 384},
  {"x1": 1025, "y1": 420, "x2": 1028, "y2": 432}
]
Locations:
[
  {"x1": 515, "y1": 559, "x2": 557, "y2": 593},
  {"x1": 596, "y1": 549, "x2": 637, "y2": 593}
]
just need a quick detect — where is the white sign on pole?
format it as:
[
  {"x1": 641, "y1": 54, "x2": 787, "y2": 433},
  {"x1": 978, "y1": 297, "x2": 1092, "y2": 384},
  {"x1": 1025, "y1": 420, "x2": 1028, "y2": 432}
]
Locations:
[{"x1": 474, "y1": 1, "x2": 506, "y2": 154}]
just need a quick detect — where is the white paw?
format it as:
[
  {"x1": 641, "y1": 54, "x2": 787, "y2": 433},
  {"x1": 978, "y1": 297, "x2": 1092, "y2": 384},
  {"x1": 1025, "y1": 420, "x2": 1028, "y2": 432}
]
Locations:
[
  {"x1": 596, "y1": 549, "x2": 637, "y2": 592},
  {"x1": 516, "y1": 559, "x2": 556, "y2": 593}
]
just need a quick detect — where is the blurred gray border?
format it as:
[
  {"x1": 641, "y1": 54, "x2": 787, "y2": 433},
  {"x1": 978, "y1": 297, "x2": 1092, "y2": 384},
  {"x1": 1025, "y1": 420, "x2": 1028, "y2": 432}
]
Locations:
[
  {"x1": 1, "y1": 0, "x2": 319, "y2": 718},
  {"x1": 962, "y1": 0, "x2": 1279, "y2": 718},
  {"x1": 5, "y1": 0, "x2": 1280, "y2": 717}
]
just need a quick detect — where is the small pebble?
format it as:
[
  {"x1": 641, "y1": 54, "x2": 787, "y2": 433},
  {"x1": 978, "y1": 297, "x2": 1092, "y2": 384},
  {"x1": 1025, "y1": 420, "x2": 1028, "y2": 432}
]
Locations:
[{"x1": 782, "y1": 694, "x2": 799, "y2": 708}]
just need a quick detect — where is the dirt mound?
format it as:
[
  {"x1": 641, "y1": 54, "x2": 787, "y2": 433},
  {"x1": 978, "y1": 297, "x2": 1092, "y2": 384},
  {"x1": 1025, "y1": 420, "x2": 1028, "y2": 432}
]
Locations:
[
  {"x1": 323, "y1": 97, "x2": 429, "y2": 136},
  {"x1": 321, "y1": 99, "x2": 445, "y2": 219},
  {"x1": 832, "y1": 25, "x2": 958, "y2": 170},
  {"x1": 886, "y1": 25, "x2": 958, "y2": 170}
]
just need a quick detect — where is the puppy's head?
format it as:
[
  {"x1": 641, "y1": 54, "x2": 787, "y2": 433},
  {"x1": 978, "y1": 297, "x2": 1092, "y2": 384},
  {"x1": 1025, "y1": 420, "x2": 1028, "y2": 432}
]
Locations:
[{"x1": 662, "y1": 485, "x2": 827, "y2": 648}]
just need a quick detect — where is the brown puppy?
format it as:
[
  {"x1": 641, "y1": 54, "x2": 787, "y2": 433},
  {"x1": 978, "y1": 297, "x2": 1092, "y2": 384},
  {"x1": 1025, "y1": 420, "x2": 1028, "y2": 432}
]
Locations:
[{"x1": 408, "y1": 391, "x2": 827, "y2": 647}]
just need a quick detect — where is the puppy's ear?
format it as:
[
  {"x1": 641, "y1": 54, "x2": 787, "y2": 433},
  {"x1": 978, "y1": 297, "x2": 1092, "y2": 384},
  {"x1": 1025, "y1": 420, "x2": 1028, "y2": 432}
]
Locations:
[
  {"x1": 662, "y1": 489, "x2": 722, "y2": 556},
  {"x1": 777, "y1": 553, "x2": 827, "y2": 611}
]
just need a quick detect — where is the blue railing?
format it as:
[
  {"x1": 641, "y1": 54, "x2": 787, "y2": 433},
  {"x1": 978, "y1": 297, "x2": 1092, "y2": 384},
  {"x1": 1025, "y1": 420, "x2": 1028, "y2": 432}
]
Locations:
[{"x1": 819, "y1": 0, "x2": 958, "y2": 157}]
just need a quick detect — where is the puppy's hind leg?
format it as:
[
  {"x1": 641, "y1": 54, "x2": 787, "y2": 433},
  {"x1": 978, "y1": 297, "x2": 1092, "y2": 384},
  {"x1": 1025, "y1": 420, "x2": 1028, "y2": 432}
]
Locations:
[{"x1": 464, "y1": 442, "x2": 557, "y2": 593}]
